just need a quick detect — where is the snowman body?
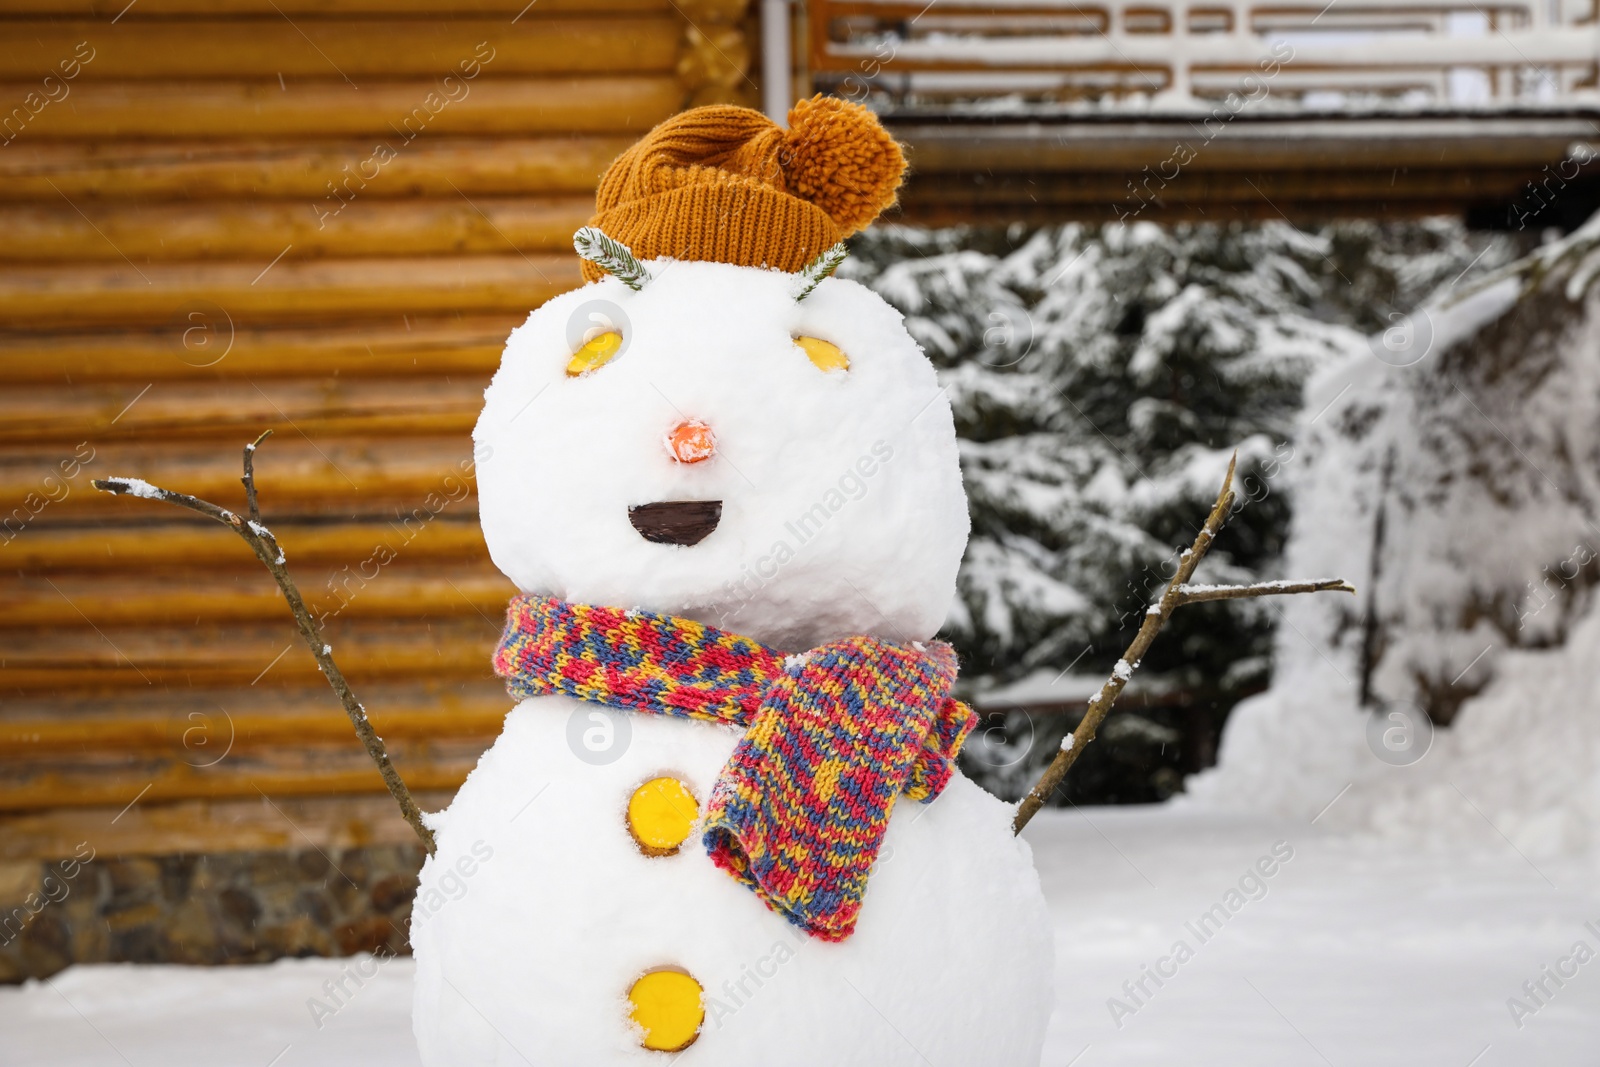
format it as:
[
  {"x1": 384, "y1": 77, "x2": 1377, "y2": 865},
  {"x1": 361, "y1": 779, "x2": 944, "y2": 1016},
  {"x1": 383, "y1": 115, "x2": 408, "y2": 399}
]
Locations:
[
  {"x1": 412, "y1": 698, "x2": 1052, "y2": 1065},
  {"x1": 411, "y1": 261, "x2": 1055, "y2": 1064}
]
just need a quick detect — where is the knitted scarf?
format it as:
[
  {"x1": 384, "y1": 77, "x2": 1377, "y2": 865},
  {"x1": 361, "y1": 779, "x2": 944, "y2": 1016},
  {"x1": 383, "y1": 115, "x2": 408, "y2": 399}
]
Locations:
[{"x1": 492, "y1": 594, "x2": 977, "y2": 942}]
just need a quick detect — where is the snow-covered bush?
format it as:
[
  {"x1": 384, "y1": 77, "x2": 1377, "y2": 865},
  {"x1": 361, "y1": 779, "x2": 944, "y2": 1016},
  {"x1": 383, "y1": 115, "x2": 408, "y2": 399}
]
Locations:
[{"x1": 1194, "y1": 211, "x2": 1600, "y2": 856}]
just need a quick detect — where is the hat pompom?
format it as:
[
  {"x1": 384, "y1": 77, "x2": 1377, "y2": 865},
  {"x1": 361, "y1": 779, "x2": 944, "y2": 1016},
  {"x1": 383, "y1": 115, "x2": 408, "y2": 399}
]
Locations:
[{"x1": 780, "y1": 95, "x2": 905, "y2": 236}]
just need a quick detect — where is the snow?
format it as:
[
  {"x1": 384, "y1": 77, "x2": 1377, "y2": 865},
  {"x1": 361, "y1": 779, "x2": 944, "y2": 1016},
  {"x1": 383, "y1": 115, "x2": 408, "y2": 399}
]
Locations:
[
  {"x1": 1192, "y1": 213, "x2": 1600, "y2": 853},
  {"x1": 8, "y1": 807, "x2": 1595, "y2": 1066},
  {"x1": 1059, "y1": 733, "x2": 1075, "y2": 752},
  {"x1": 474, "y1": 261, "x2": 970, "y2": 654},
  {"x1": 1034, "y1": 808, "x2": 1600, "y2": 1066},
  {"x1": 1177, "y1": 579, "x2": 1341, "y2": 595},
  {"x1": 976, "y1": 668, "x2": 1177, "y2": 709},
  {"x1": 436, "y1": 259, "x2": 1049, "y2": 1064},
  {"x1": 102, "y1": 476, "x2": 164, "y2": 500},
  {"x1": 843, "y1": 220, "x2": 1382, "y2": 695},
  {"x1": 412, "y1": 701, "x2": 1053, "y2": 1065}
]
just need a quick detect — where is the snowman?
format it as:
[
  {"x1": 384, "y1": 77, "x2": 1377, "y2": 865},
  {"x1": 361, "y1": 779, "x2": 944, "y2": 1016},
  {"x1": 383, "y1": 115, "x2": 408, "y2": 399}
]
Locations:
[{"x1": 410, "y1": 96, "x2": 1055, "y2": 1065}]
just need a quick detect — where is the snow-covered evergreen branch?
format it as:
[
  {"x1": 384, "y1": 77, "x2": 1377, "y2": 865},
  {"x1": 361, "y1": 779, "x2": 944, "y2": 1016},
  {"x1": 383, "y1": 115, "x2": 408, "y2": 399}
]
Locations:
[
  {"x1": 573, "y1": 226, "x2": 650, "y2": 291},
  {"x1": 794, "y1": 243, "x2": 849, "y2": 302}
]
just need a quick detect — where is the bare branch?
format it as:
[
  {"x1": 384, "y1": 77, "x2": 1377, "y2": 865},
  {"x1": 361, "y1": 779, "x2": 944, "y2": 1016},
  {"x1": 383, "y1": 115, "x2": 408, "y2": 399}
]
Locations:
[
  {"x1": 1173, "y1": 578, "x2": 1356, "y2": 606},
  {"x1": 1012, "y1": 453, "x2": 1353, "y2": 835},
  {"x1": 94, "y1": 438, "x2": 437, "y2": 856},
  {"x1": 242, "y1": 427, "x2": 272, "y2": 522}
]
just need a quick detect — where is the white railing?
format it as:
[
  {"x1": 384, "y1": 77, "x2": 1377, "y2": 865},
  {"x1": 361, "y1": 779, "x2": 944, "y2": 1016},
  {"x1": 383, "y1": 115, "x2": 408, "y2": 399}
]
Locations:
[{"x1": 809, "y1": 0, "x2": 1600, "y2": 109}]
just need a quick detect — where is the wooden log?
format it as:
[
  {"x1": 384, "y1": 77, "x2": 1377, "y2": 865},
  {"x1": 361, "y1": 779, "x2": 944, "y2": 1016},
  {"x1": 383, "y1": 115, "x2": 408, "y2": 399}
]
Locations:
[
  {"x1": 0, "y1": 197, "x2": 593, "y2": 261},
  {"x1": 0, "y1": 681, "x2": 512, "y2": 753},
  {"x1": 0, "y1": 618, "x2": 503, "y2": 692},
  {"x1": 0, "y1": 137, "x2": 632, "y2": 202},
  {"x1": 0, "y1": 436, "x2": 482, "y2": 517},
  {"x1": 0, "y1": 792, "x2": 460, "y2": 863},
  {"x1": 0, "y1": 18, "x2": 681, "y2": 79},
  {"x1": 0, "y1": 566, "x2": 515, "y2": 627},
  {"x1": 1, "y1": 0, "x2": 674, "y2": 14},
  {"x1": 0, "y1": 316, "x2": 517, "y2": 384},
  {"x1": 0, "y1": 737, "x2": 490, "y2": 811},
  {"x1": 0, "y1": 77, "x2": 682, "y2": 139},
  {"x1": 0, "y1": 254, "x2": 580, "y2": 327},
  {"x1": 897, "y1": 124, "x2": 1588, "y2": 174},
  {"x1": 899, "y1": 166, "x2": 1544, "y2": 207},
  {"x1": 0, "y1": 378, "x2": 489, "y2": 445},
  {"x1": 893, "y1": 192, "x2": 1515, "y2": 227},
  {"x1": 3, "y1": 518, "x2": 490, "y2": 571}
]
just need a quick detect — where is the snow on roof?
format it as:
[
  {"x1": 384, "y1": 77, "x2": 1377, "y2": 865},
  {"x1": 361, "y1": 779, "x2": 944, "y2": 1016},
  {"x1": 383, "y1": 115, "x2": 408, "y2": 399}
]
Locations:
[{"x1": 975, "y1": 666, "x2": 1178, "y2": 710}]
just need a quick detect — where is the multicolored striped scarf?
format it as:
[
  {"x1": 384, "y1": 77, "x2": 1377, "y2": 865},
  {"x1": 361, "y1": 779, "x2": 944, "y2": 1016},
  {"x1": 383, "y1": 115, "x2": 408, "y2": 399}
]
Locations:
[{"x1": 492, "y1": 594, "x2": 977, "y2": 942}]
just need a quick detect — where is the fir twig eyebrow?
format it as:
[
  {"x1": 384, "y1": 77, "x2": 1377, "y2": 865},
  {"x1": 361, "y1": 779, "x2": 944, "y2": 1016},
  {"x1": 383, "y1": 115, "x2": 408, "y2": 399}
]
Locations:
[
  {"x1": 574, "y1": 226, "x2": 651, "y2": 291},
  {"x1": 794, "y1": 242, "x2": 849, "y2": 302}
]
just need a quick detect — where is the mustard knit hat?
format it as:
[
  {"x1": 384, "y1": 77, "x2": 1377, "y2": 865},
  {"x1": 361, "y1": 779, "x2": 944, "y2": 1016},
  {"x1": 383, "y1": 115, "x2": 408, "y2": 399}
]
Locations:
[{"x1": 580, "y1": 95, "x2": 906, "y2": 283}]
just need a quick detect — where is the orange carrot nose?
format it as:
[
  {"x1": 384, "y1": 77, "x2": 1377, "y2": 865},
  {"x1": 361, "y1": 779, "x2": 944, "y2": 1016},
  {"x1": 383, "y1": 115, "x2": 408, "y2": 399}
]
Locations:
[{"x1": 665, "y1": 419, "x2": 717, "y2": 464}]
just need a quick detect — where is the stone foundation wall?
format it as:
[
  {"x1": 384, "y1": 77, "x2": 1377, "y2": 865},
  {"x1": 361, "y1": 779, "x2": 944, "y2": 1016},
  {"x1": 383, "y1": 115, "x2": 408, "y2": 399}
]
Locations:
[{"x1": 0, "y1": 844, "x2": 424, "y2": 984}]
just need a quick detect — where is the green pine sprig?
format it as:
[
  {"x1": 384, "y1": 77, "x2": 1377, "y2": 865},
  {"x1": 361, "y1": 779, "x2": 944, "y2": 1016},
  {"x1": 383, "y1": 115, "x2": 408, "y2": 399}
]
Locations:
[
  {"x1": 793, "y1": 243, "x2": 850, "y2": 302},
  {"x1": 573, "y1": 226, "x2": 651, "y2": 291}
]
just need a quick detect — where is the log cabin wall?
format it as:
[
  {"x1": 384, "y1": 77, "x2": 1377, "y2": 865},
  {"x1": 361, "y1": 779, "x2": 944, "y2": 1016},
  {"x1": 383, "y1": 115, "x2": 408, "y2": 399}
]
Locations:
[{"x1": 0, "y1": 0, "x2": 753, "y2": 972}]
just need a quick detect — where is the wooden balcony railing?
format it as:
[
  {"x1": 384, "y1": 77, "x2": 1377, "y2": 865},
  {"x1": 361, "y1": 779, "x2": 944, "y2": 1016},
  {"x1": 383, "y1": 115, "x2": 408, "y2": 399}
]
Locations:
[{"x1": 808, "y1": 0, "x2": 1600, "y2": 110}]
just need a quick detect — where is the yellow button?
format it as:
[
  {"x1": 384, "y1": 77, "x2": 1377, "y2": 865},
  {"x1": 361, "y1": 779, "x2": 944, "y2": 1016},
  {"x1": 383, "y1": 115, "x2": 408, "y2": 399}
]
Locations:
[
  {"x1": 628, "y1": 969, "x2": 704, "y2": 1053},
  {"x1": 626, "y1": 777, "x2": 698, "y2": 857}
]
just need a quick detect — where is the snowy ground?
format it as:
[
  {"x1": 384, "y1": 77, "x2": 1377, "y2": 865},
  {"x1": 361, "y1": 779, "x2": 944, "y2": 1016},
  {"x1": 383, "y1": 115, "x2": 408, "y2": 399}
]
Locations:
[{"x1": 4, "y1": 805, "x2": 1596, "y2": 1067}]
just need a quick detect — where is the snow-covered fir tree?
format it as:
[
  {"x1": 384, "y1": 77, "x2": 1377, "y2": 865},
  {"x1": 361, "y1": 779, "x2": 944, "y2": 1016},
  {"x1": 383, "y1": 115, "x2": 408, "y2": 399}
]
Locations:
[{"x1": 841, "y1": 219, "x2": 1515, "y2": 803}]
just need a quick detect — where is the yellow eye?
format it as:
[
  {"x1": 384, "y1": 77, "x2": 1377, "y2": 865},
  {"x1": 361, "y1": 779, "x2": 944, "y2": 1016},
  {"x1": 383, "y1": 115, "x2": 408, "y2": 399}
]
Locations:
[
  {"x1": 795, "y1": 335, "x2": 849, "y2": 373},
  {"x1": 566, "y1": 331, "x2": 623, "y2": 377}
]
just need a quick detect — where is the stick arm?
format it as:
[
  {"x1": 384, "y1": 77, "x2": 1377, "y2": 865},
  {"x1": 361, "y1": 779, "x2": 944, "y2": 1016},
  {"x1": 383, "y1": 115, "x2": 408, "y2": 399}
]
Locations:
[
  {"x1": 1011, "y1": 454, "x2": 1355, "y2": 834},
  {"x1": 94, "y1": 430, "x2": 438, "y2": 855}
]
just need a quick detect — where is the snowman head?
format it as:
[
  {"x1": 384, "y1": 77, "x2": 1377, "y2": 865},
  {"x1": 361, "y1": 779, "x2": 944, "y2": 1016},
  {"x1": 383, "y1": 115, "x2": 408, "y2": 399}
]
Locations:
[{"x1": 472, "y1": 98, "x2": 969, "y2": 652}]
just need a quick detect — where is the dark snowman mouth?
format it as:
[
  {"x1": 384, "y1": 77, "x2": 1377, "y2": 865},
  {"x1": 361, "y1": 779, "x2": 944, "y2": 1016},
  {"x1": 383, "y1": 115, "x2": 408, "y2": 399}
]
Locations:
[{"x1": 628, "y1": 501, "x2": 722, "y2": 546}]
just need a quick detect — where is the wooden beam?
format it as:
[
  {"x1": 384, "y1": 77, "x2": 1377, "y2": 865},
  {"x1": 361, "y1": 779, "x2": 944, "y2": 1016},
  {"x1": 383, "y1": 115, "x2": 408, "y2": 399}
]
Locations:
[
  {"x1": 0, "y1": 566, "x2": 515, "y2": 628},
  {"x1": 0, "y1": 436, "x2": 483, "y2": 517},
  {"x1": 0, "y1": 18, "x2": 681, "y2": 79},
  {"x1": 888, "y1": 114, "x2": 1599, "y2": 171},
  {"x1": 0, "y1": 197, "x2": 593, "y2": 261},
  {"x1": 1, "y1": 0, "x2": 671, "y2": 13},
  {"x1": 0, "y1": 618, "x2": 503, "y2": 693},
  {"x1": 900, "y1": 167, "x2": 1545, "y2": 207},
  {"x1": 870, "y1": 112, "x2": 1600, "y2": 223},
  {"x1": 0, "y1": 317, "x2": 517, "y2": 384},
  {"x1": 4, "y1": 518, "x2": 492, "y2": 571},
  {"x1": 0, "y1": 792, "x2": 459, "y2": 864},
  {"x1": 893, "y1": 193, "x2": 1518, "y2": 226},
  {"x1": 0, "y1": 76, "x2": 682, "y2": 139},
  {"x1": 0, "y1": 254, "x2": 580, "y2": 327},
  {"x1": 0, "y1": 682, "x2": 512, "y2": 753},
  {"x1": 891, "y1": 161, "x2": 1568, "y2": 225},
  {"x1": 0, "y1": 738, "x2": 490, "y2": 811},
  {"x1": 0, "y1": 378, "x2": 490, "y2": 445},
  {"x1": 0, "y1": 137, "x2": 631, "y2": 202}
]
